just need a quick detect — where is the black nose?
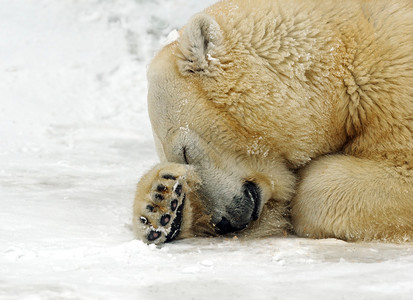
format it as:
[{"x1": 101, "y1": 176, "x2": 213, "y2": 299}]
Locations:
[
  {"x1": 214, "y1": 181, "x2": 261, "y2": 235},
  {"x1": 215, "y1": 217, "x2": 247, "y2": 234}
]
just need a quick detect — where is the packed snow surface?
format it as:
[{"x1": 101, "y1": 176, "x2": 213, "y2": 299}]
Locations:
[{"x1": 1, "y1": 1, "x2": 412, "y2": 299}]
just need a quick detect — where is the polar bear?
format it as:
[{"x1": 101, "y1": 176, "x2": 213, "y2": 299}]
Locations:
[{"x1": 133, "y1": 0, "x2": 413, "y2": 244}]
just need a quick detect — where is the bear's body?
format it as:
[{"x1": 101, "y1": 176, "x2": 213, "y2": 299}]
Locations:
[{"x1": 133, "y1": 0, "x2": 413, "y2": 244}]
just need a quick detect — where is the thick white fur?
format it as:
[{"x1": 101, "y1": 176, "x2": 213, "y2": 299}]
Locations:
[{"x1": 134, "y1": 0, "x2": 413, "y2": 243}]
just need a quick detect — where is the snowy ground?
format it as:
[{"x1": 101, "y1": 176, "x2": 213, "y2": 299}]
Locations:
[{"x1": 1, "y1": 1, "x2": 412, "y2": 299}]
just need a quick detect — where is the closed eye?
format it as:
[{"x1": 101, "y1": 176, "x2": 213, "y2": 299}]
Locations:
[{"x1": 182, "y1": 146, "x2": 189, "y2": 164}]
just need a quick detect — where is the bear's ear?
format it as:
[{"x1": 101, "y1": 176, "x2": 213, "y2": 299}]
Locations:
[{"x1": 177, "y1": 14, "x2": 224, "y2": 76}]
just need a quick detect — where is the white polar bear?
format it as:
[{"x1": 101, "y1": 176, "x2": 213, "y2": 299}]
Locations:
[{"x1": 133, "y1": 0, "x2": 413, "y2": 244}]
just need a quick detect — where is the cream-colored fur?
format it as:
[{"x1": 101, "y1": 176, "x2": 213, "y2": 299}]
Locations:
[{"x1": 134, "y1": 0, "x2": 413, "y2": 244}]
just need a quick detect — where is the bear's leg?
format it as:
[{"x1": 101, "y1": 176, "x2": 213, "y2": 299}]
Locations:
[
  {"x1": 133, "y1": 163, "x2": 214, "y2": 244},
  {"x1": 291, "y1": 155, "x2": 413, "y2": 242}
]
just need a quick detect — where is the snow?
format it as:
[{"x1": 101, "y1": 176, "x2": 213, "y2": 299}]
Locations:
[
  {"x1": 0, "y1": 0, "x2": 412, "y2": 299},
  {"x1": 163, "y1": 29, "x2": 180, "y2": 46}
]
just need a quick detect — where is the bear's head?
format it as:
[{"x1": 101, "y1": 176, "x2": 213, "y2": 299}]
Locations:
[{"x1": 145, "y1": 13, "x2": 296, "y2": 234}]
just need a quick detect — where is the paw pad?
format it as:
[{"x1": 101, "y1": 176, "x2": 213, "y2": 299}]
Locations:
[
  {"x1": 137, "y1": 174, "x2": 187, "y2": 244},
  {"x1": 171, "y1": 200, "x2": 178, "y2": 211},
  {"x1": 148, "y1": 230, "x2": 161, "y2": 241},
  {"x1": 174, "y1": 184, "x2": 182, "y2": 197},
  {"x1": 156, "y1": 184, "x2": 168, "y2": 192},
  {"x1": 161, "y1": 214, "x2": 171, "y2": 226},
  {"x1": 154, "y1": 193, "x2": 164, "y2": 201}
]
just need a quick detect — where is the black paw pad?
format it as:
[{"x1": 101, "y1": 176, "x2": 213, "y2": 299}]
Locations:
[
  {"x1": 165, "y1": 195, "x2": 185, "y2": 243},
  {"x1": 162, "y1": 174, "x2": 176, "y2": 180},
  {"x1": 171, "y1": 200, "x2": 178, "y2": 211},
  {"x1": 174, "y1": 184, "x2": 182, "y2": 197},
  {"x1": 155, "y1": 194, "x2": 164, "y2": 201},
  {"x1": 156, "y1": 184, "x2": 168, "y2": 192},
  {"x1": 161, "y1": 214, "x2": 171, "y2": 226},
  {"x1": 148, "y1": 230, "x2": 161, "y2": 241},
  {"x1": 140, "y1": 216, "x2": 148, "y2": 224}
]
